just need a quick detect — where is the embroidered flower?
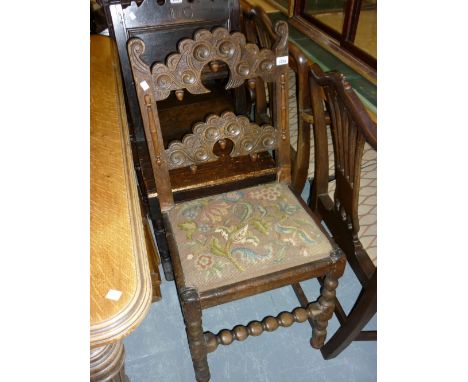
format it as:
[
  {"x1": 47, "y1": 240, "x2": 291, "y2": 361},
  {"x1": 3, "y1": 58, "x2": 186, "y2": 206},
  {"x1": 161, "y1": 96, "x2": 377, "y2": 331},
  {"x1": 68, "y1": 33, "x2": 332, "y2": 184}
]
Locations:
[
  {"x1": 196, "y1": 254, "x2": 214, "y2": 270},
  {"x1": 198, "y1": 224, "x2": 210, "y2": 233},
  {"x1": 248, "y1": 185, "x2": 281, "y2": 201},
  {"x1": 182, "y1": 205, "x2": 201, "y2": 220},
  {"x1": 200, "y1": 201, "x2": 231, "y2": 223},
  {"x1": 224, "y1": 191, "x2": 243, "y2": 202}
]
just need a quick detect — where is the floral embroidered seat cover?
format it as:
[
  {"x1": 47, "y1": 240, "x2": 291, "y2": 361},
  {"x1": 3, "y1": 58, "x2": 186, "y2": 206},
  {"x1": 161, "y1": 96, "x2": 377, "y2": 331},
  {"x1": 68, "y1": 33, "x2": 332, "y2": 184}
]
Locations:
[{"x1": 167, "y1": 182, "x2": 332, "y2": 292}]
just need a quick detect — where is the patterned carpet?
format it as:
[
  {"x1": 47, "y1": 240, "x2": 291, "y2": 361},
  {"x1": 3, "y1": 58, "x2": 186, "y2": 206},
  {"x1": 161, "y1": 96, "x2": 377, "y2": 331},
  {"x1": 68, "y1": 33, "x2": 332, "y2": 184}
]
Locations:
[{"x1": 287, "y1": 69, "x2": 377, "y2": 265}]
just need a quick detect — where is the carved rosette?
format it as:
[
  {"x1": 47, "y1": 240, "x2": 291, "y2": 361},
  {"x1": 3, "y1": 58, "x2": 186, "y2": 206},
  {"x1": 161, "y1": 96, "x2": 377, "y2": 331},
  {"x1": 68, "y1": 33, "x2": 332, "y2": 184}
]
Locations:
[
  {"x1": 127, "y1": 25, "x2": 287, "y2": 101},
  {"x1": 165, "y1": 112, "x2": 277, "y2": 170}
]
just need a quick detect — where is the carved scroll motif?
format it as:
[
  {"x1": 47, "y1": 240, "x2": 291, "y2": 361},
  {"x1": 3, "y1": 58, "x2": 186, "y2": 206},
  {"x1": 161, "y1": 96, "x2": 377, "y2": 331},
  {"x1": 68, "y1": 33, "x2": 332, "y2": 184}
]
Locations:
[
  {"x1": 127, "y1": 22, "x2": 289, "y2": 101},
  {"x1": 165, "y1": 112, "x2": 277, "y2": 170}
]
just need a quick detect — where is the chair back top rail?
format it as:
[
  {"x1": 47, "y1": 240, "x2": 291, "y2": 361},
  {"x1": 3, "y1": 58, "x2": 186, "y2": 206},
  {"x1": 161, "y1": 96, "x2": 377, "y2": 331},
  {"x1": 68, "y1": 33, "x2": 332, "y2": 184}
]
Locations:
[{"x1": 127, "y1": 25, "x2": 288, "y2": 101}]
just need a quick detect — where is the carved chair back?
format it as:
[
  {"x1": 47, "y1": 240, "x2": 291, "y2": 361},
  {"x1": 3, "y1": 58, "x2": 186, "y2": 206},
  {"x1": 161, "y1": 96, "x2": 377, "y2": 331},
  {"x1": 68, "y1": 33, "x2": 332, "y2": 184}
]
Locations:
[
  {"x1": 127, "y1": 21, "x2": 291, "y2": 211},
  {"x1": 99, "y1": 0, "x2": 247, "y2": 281},
  {"x1": 308, "y1": 63, "x2": 377, "y2": 275},
  {"x1": 99, "y1": 0, "x2": 242, "y2": 197}
]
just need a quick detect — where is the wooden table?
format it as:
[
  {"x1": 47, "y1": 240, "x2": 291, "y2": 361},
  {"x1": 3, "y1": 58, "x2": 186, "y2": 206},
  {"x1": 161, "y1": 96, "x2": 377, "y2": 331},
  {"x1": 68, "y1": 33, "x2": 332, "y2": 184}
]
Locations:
[{"x1": 90, "y1": 35, "x2": 153, "y2": 382}]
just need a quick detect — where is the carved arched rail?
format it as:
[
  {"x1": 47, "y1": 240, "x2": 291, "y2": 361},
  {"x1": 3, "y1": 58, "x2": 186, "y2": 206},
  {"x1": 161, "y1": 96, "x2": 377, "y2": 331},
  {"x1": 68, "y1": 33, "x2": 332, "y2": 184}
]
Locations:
[
  {"x1": 127, "y1": 21, "x2": 288, "y2": 101},
  {"x1": 204, "y1": 275, "x2": 338, "y2": 353},
  {"x1": 165, "y1": 111, "x2": 277, "y2": 170}
]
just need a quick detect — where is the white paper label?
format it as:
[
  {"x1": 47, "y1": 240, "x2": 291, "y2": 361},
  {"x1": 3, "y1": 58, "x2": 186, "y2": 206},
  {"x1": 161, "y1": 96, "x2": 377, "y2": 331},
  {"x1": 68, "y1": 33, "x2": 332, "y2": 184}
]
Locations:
[
  {"x1": 140, "y1": 80, "x2": 149, "y2": 91},
  {"x1": 128, "y1": 12, "x2": 136, "y2": 20},
  {"x1": 105, "y1": 289, "x2": 123, "y2": 301},
  {"x1": 170, "y1": 0, "x2": 183, "y2": 3},
  {"x1": 276, "y1": 56, "x2": 289, "y2": 66}
]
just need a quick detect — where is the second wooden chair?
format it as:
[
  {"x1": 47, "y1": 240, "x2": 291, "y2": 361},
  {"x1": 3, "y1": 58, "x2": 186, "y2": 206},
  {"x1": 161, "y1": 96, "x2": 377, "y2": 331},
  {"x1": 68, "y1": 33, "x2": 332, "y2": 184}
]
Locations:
[{"x1": 307, "y1": 63, "x2": 377, "y2": 359}]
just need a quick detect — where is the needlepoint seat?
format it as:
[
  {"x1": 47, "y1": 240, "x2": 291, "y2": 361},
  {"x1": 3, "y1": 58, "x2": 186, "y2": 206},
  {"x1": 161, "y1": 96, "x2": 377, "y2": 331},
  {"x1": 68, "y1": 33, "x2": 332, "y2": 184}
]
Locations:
[{"x1": 167, "y1": 182, "x2": 332, "y2": 292}]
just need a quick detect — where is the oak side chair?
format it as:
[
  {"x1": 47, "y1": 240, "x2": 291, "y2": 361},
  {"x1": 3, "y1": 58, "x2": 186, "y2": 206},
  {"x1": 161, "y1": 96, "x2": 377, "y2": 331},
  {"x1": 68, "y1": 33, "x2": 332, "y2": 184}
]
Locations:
[
  {"x1": 307, "y1": 63, "x2": 377, "y2": 359},
  {"x1": 127, "y1": 21, "x2": 346, "y2": 381}
]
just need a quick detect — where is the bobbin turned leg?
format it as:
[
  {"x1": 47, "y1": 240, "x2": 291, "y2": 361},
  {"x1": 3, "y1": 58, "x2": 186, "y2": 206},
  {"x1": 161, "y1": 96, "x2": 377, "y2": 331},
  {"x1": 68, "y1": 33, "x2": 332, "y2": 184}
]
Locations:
[
  {"x1": 180, "y1": 288, "x2": 210, "y2": 382},
  {"x1": 309, "y1": 273, "x2": 339, "y2": 349}
]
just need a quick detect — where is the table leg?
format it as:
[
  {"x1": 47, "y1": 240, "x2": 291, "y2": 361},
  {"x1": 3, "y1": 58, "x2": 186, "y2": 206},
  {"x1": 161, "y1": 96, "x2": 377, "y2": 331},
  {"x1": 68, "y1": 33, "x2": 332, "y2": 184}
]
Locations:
[{"x1": 90, "y1": 341, "x2": 129, "y2": 382}]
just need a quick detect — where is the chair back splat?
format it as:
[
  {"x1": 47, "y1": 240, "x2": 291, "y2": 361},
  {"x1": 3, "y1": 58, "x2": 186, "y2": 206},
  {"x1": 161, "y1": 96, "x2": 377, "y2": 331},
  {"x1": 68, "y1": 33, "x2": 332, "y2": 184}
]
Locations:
[
  {"x1": 128, "y1": 22, "x2": 291, "y2": 211},
  {"x1": 309, "y1": 63, "x2": 376, "y2": 252}
]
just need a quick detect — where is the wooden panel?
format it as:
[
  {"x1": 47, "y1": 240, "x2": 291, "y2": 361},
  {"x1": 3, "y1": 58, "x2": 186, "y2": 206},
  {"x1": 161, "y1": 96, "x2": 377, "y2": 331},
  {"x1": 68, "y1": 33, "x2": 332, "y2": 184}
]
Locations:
[{"x1": 90, "y1": 35, "x2": 152, "y2": 347}]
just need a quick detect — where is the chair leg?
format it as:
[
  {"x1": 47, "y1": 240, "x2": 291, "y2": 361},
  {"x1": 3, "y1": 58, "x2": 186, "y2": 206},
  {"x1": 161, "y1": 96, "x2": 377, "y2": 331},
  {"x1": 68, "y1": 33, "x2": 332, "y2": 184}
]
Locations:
[
  {"x1": 310, "y1": 273, "x2": 339, "y2": 349},
  {"x1": 320, "y1": 271, "x2": 377, "y2": 359},
  {"x1": 154, "y1": 227, "x2": 174, "y2": 281},
  {"x1": 148, "y1": 197, "x2": 174, "y2": 281},
  {"x1": 180, "y1": 288, "x2": 211, "y2": 382}
]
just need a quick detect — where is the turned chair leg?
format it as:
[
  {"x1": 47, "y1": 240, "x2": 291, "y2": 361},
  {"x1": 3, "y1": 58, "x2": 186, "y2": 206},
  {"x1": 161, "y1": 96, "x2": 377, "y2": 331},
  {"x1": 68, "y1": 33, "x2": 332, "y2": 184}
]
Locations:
[
  {"x1": 180, "y1": 288, "x2": 211, "y2": 382},
  {"x1": 310, "y1": 273, "x2": 339, "y2": 349},
  {"x1": 320, "y1": 271, "x2": 377, "y2": 359}
]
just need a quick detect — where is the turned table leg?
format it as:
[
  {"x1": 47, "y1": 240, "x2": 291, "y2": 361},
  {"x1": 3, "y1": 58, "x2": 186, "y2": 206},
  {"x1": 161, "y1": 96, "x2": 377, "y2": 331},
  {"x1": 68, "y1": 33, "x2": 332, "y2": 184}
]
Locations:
[{"x1": 90, "y1": 341, "x2": 129, "y2": 382}]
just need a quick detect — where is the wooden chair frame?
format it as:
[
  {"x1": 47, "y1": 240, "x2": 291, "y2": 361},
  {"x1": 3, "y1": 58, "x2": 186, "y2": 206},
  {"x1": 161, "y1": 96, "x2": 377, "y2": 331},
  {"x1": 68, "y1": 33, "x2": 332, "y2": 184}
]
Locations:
[
  {"x1": 128, "y1": 21, "x2": 347, "y2": 381},
  {"x1": 307, "y1": 63, "x2": 377, "y2": 359},
  {"x1": 242, "y1": 4, "x2": 377, "y2": 359}
]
